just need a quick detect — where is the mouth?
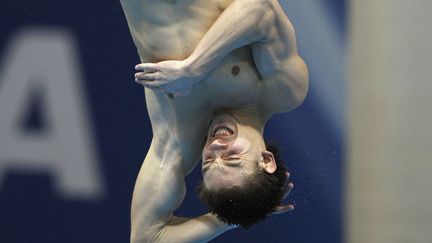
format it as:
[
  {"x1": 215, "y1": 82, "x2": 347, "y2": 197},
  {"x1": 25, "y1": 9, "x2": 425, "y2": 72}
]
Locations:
[
  {"x1": 207, "y1": 113, "x2": 238, "y2": 139},
  {"x1": 212, "y1": 126, "x2": 234, "y2": 138}
]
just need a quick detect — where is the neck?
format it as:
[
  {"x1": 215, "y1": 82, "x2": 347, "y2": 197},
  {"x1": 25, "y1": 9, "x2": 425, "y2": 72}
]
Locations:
[
  {"x1": 227, "y1": 108, "x2": 266, "y2": 135},
  {"x1": 232, "y1": 109, "x2": 267, "y2": 150}
]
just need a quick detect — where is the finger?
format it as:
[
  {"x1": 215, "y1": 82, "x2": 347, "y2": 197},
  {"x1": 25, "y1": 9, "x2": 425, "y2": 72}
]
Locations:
[
  {"x1": 282, "y1": 182, "x2": 294, "y2": 200},
  {"x1": 281, "y1": 171, "x2": 292, "y2": 197},
  {"x1": 135, "y1": 63, "x2": 158, "y2": 72},
  {"x1": 273, "y1": 204, "x2": 295, "y2": 215},
  {"x1": 135, "y1": 72, "x2": 159, "y2": 81}
]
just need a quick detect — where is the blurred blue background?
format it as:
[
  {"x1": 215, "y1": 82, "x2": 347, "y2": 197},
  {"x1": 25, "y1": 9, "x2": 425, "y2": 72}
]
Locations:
[{"x1": 0, "y1": 0, "x2": 346, "y2": 242}]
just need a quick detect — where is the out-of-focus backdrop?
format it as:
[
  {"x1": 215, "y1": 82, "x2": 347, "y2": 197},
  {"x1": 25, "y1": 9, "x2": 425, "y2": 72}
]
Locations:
[
  {"x1": 347, "y1": 1, "x2": 432, "y2": 242},
  {"x1": 0, "y1": 0, "x2": 346, "y2": 242}
]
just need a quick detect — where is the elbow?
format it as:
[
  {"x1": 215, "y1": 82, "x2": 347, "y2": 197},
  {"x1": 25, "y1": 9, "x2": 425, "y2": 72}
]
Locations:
[
  {"x1": 285, "y1": 56, "x2": 309, "y2": 110},
  {"x1": 294, "y1": 61, "x2": 309, "y2": 108},
  {"x1": 290, "y1": 77, "x2": 308, "y2": 110},
  {"x1": 264, "y1": 56, "x2": 309, "y2": 113},
  {"x1": 281, "y1": 77, "x2": 308, "y2": 112}
]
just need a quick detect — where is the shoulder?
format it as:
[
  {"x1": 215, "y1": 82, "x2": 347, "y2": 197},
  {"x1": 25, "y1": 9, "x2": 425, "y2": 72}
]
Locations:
[{"x1": 261, "y1": 55, "x2": 309, "y2": 115}]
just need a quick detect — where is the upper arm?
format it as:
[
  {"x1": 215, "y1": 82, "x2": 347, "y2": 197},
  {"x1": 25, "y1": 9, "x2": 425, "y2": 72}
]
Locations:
[
  {"x1": 261, "y1": 55, "x2": 309, "y2": 113},
  {"x1": 131, "y1": 140, "x2": 230, "y2": 243},
  {"x1": 131, "y1": 140, "x2": 187, "y2": 242},
  {"x1": 251, "y1": 0, "x2": 309, "y2": 113}
]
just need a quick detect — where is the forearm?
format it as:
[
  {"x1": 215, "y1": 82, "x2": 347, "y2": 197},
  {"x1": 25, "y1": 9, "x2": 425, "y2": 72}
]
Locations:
[
  {"x1": 185, "y1": 0, "x2": 275, "y2": 77},
  {"x1": 158, "y1": 213, "x2": 237, "y2": 243}
]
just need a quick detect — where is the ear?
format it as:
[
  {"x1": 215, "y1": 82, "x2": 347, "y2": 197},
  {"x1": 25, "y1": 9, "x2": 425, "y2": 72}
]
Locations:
[{"x1": 261, "y1": 151, "x2": 277, "y2": 174}]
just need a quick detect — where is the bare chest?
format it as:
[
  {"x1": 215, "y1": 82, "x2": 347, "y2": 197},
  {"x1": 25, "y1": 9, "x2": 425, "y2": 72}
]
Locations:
[{"x1": 138, "y1": 0, "x2": 263, "y2": 154}]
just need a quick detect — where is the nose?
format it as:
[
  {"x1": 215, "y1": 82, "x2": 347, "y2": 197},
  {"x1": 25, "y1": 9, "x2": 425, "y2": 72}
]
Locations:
[{"x1": 209, "y1": 139, "x2": 228, "y2": 150}]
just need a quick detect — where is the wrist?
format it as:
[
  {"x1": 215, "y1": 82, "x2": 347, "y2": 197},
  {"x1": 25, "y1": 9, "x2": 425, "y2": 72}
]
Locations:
[{"x1": 183, "y1": 55, "x2": 210, "y2": 81}]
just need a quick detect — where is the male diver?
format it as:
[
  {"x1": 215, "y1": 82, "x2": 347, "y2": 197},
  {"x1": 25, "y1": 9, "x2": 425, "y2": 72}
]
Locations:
[{"x1": 120, "y1": 0, "x2": 308, "y2": 241}]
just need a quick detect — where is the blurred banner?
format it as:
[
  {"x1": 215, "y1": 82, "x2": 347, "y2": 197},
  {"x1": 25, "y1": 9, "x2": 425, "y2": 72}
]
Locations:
[
  {"x1": 347, "y1": 1, "x2": 432, "y2": 242},
  {"x1": 0, "y1": 1, "x2": 345, "y2": 242}
]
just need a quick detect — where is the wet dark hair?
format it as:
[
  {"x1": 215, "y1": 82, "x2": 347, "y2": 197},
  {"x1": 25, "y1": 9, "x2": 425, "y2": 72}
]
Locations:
[{"x1": 197, "y1": 143, "x2": 288, "y2": 229}]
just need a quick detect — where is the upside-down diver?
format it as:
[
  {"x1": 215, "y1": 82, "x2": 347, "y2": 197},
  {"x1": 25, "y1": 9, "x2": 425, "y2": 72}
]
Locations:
[{"x1": 120, "y1": 0, "x2": 308, "y2": 241}]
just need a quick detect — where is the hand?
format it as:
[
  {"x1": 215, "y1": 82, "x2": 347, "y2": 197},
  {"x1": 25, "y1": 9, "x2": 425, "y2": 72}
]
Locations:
[
  {"x1": 134, "y1": 60, "x2": 200, "y2": 98},
  {"x1": 273, "y1": 172, "x2": 295, "y2": 214}
]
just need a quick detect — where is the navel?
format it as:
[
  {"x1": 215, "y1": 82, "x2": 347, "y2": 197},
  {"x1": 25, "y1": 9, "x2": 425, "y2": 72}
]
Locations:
[{"x1": 231, "y1": 65, "x2": 240, "y2": 76}]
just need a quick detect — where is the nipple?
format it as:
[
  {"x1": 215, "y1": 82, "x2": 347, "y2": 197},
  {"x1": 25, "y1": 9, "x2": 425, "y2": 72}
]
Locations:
[{"x1": 231, "y1": 65, "x2": 240, "y2": 76}]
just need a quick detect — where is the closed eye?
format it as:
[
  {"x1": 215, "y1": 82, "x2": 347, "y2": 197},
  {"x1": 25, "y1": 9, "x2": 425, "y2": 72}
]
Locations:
[
  {"x1": 223, "y1": 159, "x2": 242, "y2": 167},
  {"x1": 203, "y1": 157, "x2": 214, "y2": 165}
]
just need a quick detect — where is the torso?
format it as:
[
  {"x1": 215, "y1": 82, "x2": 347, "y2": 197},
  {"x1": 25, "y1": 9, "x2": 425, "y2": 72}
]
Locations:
[
  {"x1": 120, "y1": 1, "x2": 281, "y2": 240},
  {"x1": 126, "y1": 0, "x2": 263, "y2": 172}
]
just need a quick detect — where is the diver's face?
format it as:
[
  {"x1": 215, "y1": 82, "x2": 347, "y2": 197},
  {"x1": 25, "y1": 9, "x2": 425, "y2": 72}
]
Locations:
[{"x1": 201, "y1": 113, "x2": 266, "y2": 191}]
